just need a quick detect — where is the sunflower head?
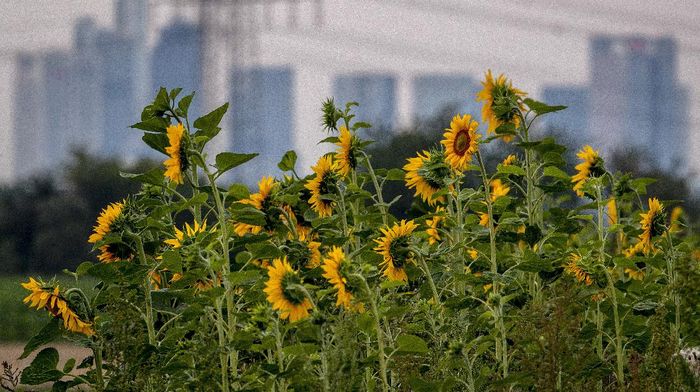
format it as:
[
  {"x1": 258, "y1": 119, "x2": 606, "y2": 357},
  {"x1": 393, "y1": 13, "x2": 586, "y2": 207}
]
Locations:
[
  {"x1": 607, "y1": 198, "x2": 618, "y2": 225},
  {"x1": 88, "y1": 200, "x2": 134, "y2": 263},
  {"x1": 639, "y1": 198, "x2": 666, "y2": 253},
  {"x1": 321, "y1": 246, "x2": 364, "y2": 312},
  {"x1": 501, "y1": 154, "x2": 517, "y2": 166},
  {"x1": 321, "y1": 97, "x2": 341, "y2": 132},
  {"x1": 305, "y1": 155, "x2": 338, "y2": 217},
  {"x1": 164, "y1": 123, "x2": 189, "y2": 184},
  {"x1": 403, "y1": 150, "x2": 450, "y2": 206},
  {"x1": 489, "y1": 179, "x2": 510, "y2": 201},
  {"x1": 263, "y1": 257, "x2": 313, "y2": 322},
  {"x1": 670, "y1": 206, "x2": 684, "y2": 233},
  {"x1": 374, "y1": 220, "x2": 418, "y2": 282},
  {"x1": 21, "y1": 278, "x2": 94, "y2": 336},
  {"x1": 286, "y1": 236, "x2": 322, "y2": 269},
  {"x1": 165, "y1": 220, "x2": 210, "y2": 248},
  {"x1": 441, "y1": 114, "x2": 480, "y2": 172},
  {"x1": 563, "y1": 253, "x2": 593, "y2": 286},
  {"x1": 571, "y1": 145, "x2": 605, "y2": 197},
  {"x1": 334, "y1": 126, "x2": 359, "y2": 177},
  {"x1": 425, "y1": 207, "x2": 445, "y2": 245},
  {"x1": 234, "y1": 176, "x2": 279, "y2": 236},
  {"x1": 476, "y1": 70, "x2": 526, "y2": 141}
]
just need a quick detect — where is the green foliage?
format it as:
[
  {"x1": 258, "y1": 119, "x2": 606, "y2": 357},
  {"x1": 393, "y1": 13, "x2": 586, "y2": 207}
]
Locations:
[{"x1": 10, "y1": 84, "x2": 700, "y2": 392}]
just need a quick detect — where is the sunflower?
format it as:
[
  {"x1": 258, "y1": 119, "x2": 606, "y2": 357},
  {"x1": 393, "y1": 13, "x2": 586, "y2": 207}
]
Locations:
[
  {"x1": 234, "y1": 176, "x2": 278, "y2": 236},
  {"x1": 296, "y1": 230, "x2": 322, "y2": 269},
  {"x1": 88, "y1": 200, "x2": 131, "y2": 263},
  {"x1": 489, "y1": 179, "x2": 510, "y2": 201},
  {"x1": 165, "y1": 220, "x2": 209, "y2": 248},
  {"x1": 305, "y1": 155, "x2": 337, "y2": 217},
  {"x1": 263, "y1": 257, "x2": 313, "y2": 322},
  {"x1": 478, "y1": 212, "x2": 490, "y2": 228},
  {"x1": 164, "y1": 123, "x2": 188, "y2": 184},
  {"x1": 563, "y1": 253, "x2": 593, "y2": 286},
  {"x1": 441, "y1": 114, "x2": 480, "y2": 172},
  {"x1": 607, "y1": 198, "x2": 618, "y2": 225},
  {"x1": 404, "y1": 150, "x2": 449, "y2": 206},
  {"x1": 624, "y1": 267, "x2": 645, "y2": 281},
  {"x1": 334, "y1": 126, "x2": 359, "y2": 178},
  {"x1": 476, "y1": 70, "x2": 526, "y2": 142},
  {"x1": 374, "y1": 220, "x2": 418, "y2": 282},
  {"x1": 468, "y1": 248, "x2": 479, "y2": 260},
  {"x1": 571, "y1": 145, "x2": 604, "y2": 197},
  {"x1": 501, "y1": 154, "x2": 517, "y2": 166},
  {"x1": 670, "y1": 206, "x2": 684, "y2": 233},
  {"x1": 425, "y1": 207, "x2": 445, "y2": 245},
  {"x1": 639, "y1": 198, "x2": 665, "y2": 254},
  {"x1": 321, "y1": 246, "x2": 364, "y2": 312},
  {"x1": 22, "y1": 278, "x2": 94, "y2": 336}
]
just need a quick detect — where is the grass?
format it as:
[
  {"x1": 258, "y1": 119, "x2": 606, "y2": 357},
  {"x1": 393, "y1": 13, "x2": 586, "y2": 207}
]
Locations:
[{"x1": 0, "y1": 274, "x2": 96, "y2": 342}]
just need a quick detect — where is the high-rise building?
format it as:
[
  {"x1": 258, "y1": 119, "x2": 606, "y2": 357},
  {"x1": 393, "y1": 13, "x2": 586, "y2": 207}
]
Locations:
[
  {"x1": 412, "y1": 74, "x2": 480, "y2": 123},
  {"x1": 230, "y1": 66, "x2": 295, "y2": 185},
  {"x1": 151, "y1": 20, "x2": 201, "y2": 118},
  {"x1": 12, "y1": 53, "x2": 46, "y2": 178},
  {"x1": 541, "y1": 86, "x2": 589, "y2": 143},
  {"x1": 73, "y1": 17, "x2": 104, "y2": 155},
  {"x1": 95, "y1": 29, "x2": 139, "y2": 158},
  {"x1": 333, "y1": 74, "x2": 396, "y2": 134},
  {"x1": 43, "y1": 50, "x2": 81, "y2": 166},
  {"x1": 589, "y1": 35, "x2": 688, "y2": 169}
]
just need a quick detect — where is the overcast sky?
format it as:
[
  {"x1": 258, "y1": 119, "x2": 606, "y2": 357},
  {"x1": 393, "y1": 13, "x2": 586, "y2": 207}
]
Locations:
[{"x1": 1, "y1": 0, "x2": 699, "y2": 182}]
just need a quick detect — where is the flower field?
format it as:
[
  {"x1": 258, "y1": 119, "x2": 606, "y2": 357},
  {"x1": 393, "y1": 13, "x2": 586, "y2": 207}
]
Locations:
[{"x1": 7, "y1": 71, "x2": 700, "y2": 391}]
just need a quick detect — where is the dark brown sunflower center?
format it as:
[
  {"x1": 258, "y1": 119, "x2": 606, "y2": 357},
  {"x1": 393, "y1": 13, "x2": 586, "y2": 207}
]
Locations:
[
  {"x1": 388, "y1": 236, "x2": 411, "y2": 269},
  {"x1": 319, "y1": 173, "x2": 337, "y2": 203},
  {"x1": 453, "y1": 129, "x2": 471, "y2": 156},
  {"x1": 281, "y1": 272, "x2": 306, "y2": 304},
  {"x1": 650, "y1": 212, "x2": 667, "y2": 237},
  {"x1": 179, "y1": 140, "x2": 189, "y2": 171}
]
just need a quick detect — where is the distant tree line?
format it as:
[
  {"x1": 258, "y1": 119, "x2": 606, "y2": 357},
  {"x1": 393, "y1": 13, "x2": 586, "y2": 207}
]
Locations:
[
  {"x1": 0, "y1": 111, "x2": 696, "y2": 275},
  {"x1": 0, "y1": 150, "x2": 153, "y2": 274}
]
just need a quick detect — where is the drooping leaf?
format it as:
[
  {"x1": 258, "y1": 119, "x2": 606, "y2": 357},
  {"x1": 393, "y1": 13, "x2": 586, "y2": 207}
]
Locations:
[
  {"x1": 20, "y1": 318, "x2": 62, "y2": 359},
  {"x1": 216, "y1": 152, "x2": 258, "y2": 175},
  {"x1": 524, "y1": 98, "x2": 567, "y2": 115},
  {"x1": 20, "y1": 347, "x2": 63, "y2": 385}
]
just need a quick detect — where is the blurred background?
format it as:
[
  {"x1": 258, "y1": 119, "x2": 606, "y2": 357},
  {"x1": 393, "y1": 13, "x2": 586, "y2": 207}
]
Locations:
[{"x1": 0, "y1": 1, "x2": 698, "y2": 286}]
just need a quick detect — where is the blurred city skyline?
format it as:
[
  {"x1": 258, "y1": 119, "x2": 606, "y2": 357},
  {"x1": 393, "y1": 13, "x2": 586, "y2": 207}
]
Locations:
[{"x1": 0, "y1": 0, "x2": 699, "y2": 189}]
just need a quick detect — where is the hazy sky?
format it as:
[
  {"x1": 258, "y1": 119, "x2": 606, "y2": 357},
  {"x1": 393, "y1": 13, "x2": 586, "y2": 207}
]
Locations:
[{"x1": 1, "y1": 0, "x2": 699, "y2": 183}]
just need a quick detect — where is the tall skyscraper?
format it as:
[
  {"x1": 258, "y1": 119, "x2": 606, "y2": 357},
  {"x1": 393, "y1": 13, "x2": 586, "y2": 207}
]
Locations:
[
  {"x1": 230, "y1": 66, "x2": 295, "y2": 185},
  {"x1": 73, "y1": 17, "x2": 104, "y2": 155},
  {"x1": 12, "y1": 53, "x2": 46, "y2": 178},
  {"x1": 151, "y1": 20, "x2": 202, "y2": 118},
  {"x1": 589, "y1": 35, "x2": 688, "y2": 169},
  {"x1": 95, "y1": 30, "x2": 139, "y2": 158},
  {"x1": 541, "y1": 86, "x2": 589, "y2": 143},
  {"x1": 412, "y1": 74, "x2": 480, "y2": 123},
  {"x1": 333, "y1": 74, "x2": 396, "y2": 135}
]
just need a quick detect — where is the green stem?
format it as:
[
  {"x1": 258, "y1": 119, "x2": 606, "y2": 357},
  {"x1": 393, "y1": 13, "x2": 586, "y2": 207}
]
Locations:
[
  {"x1": 597, "y1": 186, "x2": 624, "y2": 388},
  {"x1": 320, "y1": 326, "x2": 331, "y2": 392},
  {"x1": 274, "y1": 317, "x2": 287, "y2": 392},
  {"x1": 357, "y1": 275, "x2": 390, "y2": 392},
  {"x1": 92, "y1": 343, "x2": 104, "y2": 392},
  {"x1": 476, "y1": 151, "x2": 508, "y2": 378},
  {"x1": 416, "y1": 252, "x2": 441, "y2": 306},
  {"x1": 134, "y1": 237, "x2": 156, "y2": 346},
  {"x1": 207, "y1": 172, "x2": 238, "y2": 381},
  {"x1": 361, "y1": 151, "x2": 388, "y2": 226},
  {"x1": 664, "y1": 230, "x2": 680, "y2": 346}
]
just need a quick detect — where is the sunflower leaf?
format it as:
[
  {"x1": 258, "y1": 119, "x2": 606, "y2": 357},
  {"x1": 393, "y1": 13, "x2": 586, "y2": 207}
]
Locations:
[
  {"x1": 142, "y1": 133, "x2": 169, "y2": 155},
  {"x1": 20, "y1": 318, "x2": 62, "y2": 360},
  {"x1": 497, "y1": 164, "x2": 526, "y2": 176},
  {"x1": 177, "y1": 92, "x2": 195, "y2": 117},
  {"x1": 130, "y1": 117, "x2": 170, "y2": 133},
  {"x1": 385, "y1": 168, "x2": 405, "y2": 181},
  {"x1": 193, "y1": 103, "x2": 229, "y2": 131},
  {"x1": 20, "y1": 347, "x2": 63, "y2": 385},
  {"x1": 524, "y1": 98, "x2": 567, "y2": 115},
  {"x1": 396, "y1": 334, "x2": 429, "y2": 354},
  {"x1": 278, "y1": 150, "x2": 297, "y2": 172},
  {"x1": 120, "y1": 169, "x2": 165, "y2": 187},
  {"x1": 543, "y1": 166, "x2": 571, "y2": 180},
  {"x1": 216, "y1": 152, "x2": 258, "y2": 174}
]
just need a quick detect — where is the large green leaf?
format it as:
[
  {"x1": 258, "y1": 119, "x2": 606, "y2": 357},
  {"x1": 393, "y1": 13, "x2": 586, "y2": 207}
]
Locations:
[
  {"x1": 396, "y1": 334, "x2": 429, "y2": 354},
  {"x1": 216, "y1": 152, "x2": 258, "y2": 175},
  {"x1": 20, "y1": 318, "x2": 62, "y2": 359},
  {"x1": 278, "y1": 150, "x2": 297, "y2": 172},
  {"x1": 524, "y1": 98, "x2": 567, "y2": 115},
  {"x1": 193, "y1": 103, "x2": 229, "y2": 131},
  {"x1": 20, "y1": 347, "x2": 63, "y2": 385}
]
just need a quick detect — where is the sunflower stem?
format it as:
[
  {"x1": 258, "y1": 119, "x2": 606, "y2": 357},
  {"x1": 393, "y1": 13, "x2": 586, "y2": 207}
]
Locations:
[
  {"x1": 273, "y1": 317, "x2": 288, "y2": 392},
  {"x1": 664, "y1": 230, "x2": 680, "y2": 346},
  {"x1": 476, "y1": 151, "x2": 508, "y2": 378},
  {"x1": 206, "y1": 171, "x2": 238, "y2": 382},
  {"x1": 361, "y1": 151, "x2": 388, "y2": 226},
  {"x1": 356, "y1": 274, "x2": 390, "y2": 392},
  {"x1": 416, "y1": 252, "x2": 441, "y2": 306},
  {"x1": 92, "y1": 342, "x2": 104, "y2": 392},
  {"x1": 133, "y1": 236, "x2": 157, "y2": 346},
  {"x1": 597, "y1": 186, "x2": 625, "y2": 388}
]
